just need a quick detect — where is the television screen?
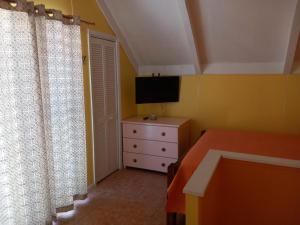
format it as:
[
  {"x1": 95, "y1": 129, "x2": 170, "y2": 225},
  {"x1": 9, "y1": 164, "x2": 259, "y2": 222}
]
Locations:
[{"x1": 135, "y1": 76, "x2": 180, "y2": 104}]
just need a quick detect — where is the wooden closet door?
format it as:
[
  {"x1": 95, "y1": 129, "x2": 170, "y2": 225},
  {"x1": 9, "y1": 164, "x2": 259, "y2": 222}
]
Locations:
[{"x1": 90, "y1": 37, "x2": 118, "y2": 183}]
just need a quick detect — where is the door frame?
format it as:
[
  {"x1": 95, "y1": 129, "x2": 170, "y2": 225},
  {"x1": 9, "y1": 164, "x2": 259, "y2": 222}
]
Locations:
[{"x1": 87, "y1": 30, "x2": 122, "y2": 184}]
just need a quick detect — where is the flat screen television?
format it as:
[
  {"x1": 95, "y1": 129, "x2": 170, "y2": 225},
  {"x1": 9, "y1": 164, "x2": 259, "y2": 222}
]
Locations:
[{"x1": 135, "y1": 76, "x2": 180, "y2": 104}]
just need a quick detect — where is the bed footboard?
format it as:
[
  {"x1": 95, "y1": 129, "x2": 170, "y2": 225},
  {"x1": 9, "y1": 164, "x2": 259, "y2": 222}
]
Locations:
[
  {"x1": 166, "y1": 130, "x2": 206, "y2": 225},
  {"x1": 167, "y1": 160, "x2": 183, "y2": 225},
  {"x1": 167, "y1": 160, "x2": 181, "y2": 186}
]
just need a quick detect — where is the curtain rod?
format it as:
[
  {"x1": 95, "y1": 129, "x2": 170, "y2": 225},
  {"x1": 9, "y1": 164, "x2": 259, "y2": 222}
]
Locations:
[
  {"x1": 60, "y1": 14, "x2": 96, "y2": 26},
  {"x1": 2, "y1": 0, "x2": 96, "y2": 26},
  {"x1": 63, "y1": 14, "x2": 95, "y2": 26},
  {"x1": 80, "y1": 19, "x2": 96, "y2": 26}
]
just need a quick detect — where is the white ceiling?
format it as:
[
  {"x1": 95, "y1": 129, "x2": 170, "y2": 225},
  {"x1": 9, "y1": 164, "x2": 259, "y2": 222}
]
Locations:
[
  {"x1": 105, "y1": 0, "x2": 191, "y2": 65},
  {"x1": 191, "y1": 0, "x2": 295, "y2": 63},
  {"x1": 97, "y1": 0, "x2": 300, "y2": 75},
  {"x1": 100, "y1": 0, "x2": 199, "y2": 75}
]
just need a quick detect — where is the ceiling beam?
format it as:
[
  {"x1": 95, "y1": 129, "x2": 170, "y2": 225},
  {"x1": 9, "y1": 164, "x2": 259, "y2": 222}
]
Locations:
[
  {"x1": 176, "y1": 0, "x2": 202, "y2": 74},
  {"x1": 283, "y1": 0, "x2": 300, "y2": 74},
  {"x1": 96, "y1": 0, "x2": 139, "y2": 73}
]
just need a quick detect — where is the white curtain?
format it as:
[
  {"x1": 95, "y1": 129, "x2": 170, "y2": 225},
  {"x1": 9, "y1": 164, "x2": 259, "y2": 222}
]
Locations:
[{"x1": 0, "y1": 4, "x2": 87, "y2": 225}]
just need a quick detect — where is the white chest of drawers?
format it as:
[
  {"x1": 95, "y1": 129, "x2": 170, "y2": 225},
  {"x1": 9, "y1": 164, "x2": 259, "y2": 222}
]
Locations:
[{"x1": 122, "y1": 116, "x2": 190, "y2": 173}]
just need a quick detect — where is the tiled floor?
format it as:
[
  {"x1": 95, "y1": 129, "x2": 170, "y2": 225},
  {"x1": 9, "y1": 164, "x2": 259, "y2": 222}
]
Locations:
[{"x1": 56, "y1": 168, "x2": 167, "y2": 225}]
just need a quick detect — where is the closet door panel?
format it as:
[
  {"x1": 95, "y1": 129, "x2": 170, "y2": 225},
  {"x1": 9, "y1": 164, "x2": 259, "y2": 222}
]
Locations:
[
  {"x1": 106, "y1": 119, "x2": 118, "y2": 173},
  {"x1": 90, "y1": 41, "x2": 105, "y2": 122},
  {"x1": 93, "y1": 123, "x2": 108, "y2": 182},
  {"x1": 103, "y1": 43, "x2": 117, "y2": 118},
  {"x1": 90, "y1": 38, "x2": 108, "y2": 182},
  {"x1": 103, "y1": 43, "x2": 118, "y2": 173}
]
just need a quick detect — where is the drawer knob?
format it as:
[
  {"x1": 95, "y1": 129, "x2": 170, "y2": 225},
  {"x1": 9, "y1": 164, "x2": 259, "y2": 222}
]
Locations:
[
  {"x1": 161, "y1": 132, "x2": 166, "y2": 136},
  {"x1": 133, "y1": 159, "x2": 137, "y2": 163},
  {"x1": 133, "y1": 144, "x2": 137, "y2": 148},
  {"x1": 161, "y1": 163, "x2": 166, "y2": 167},
  {"x1": 161, "y1": 148, "x2": 166, "y2": 152},
  {"x1": 133, "y1": 129, "x2": 137, "y2": 134}
]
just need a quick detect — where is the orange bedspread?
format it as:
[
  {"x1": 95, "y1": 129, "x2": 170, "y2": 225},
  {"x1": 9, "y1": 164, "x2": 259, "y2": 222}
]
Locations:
[{"x1": 166, "y1": 129, "x2": 300, "y2": 214}]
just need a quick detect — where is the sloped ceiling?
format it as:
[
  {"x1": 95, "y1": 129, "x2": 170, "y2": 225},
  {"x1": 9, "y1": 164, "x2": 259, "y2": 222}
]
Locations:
[
  {"x1": 189, "y1": 0, "x2": 297, "y2": 73},
  {"x1": 97, "y1": 0, "x2": 300, "y2": 75},
  {"x1": 98, "y1": 0, "x2": 199, "y2": 75}
]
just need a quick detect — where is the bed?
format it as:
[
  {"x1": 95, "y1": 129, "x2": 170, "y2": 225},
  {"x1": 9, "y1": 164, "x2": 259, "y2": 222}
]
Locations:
[{"x1": 166, "y1": 129, "x2": 300, "y2": 225}]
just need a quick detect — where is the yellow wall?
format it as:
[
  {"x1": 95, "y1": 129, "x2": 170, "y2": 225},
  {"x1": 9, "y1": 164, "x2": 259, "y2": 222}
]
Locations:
[
  {"x1": 33, "y1": 0, "x2": 72, "y2": 14},
  {"x1": 138, "y1": 75, "x2": 300, "y2": 144},
  {"x1": 34, "y1": 0, "x2": 137, "y2": 185}
]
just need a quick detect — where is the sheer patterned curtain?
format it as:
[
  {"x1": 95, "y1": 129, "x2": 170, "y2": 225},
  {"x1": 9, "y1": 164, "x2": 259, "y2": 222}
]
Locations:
[{"x1": 0, "y1": 1, "x2": 87, "y2": 224}]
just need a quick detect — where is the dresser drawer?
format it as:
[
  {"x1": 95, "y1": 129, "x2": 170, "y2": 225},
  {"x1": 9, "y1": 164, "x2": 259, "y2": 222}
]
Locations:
[
  {"x1": 122, "y1": 124, "x2": 178, "y2": 142},
  {"x1": 123, "y1": 138, "x2": 178, "y2": 159},
  {"x1": 123, "y1": 152, "x2": 177, "y2": 173}
]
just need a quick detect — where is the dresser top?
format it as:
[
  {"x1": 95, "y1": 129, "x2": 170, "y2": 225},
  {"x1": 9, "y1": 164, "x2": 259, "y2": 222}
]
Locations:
[{"x1": 122, "y1": 116, "x2": 190, "y2": 128}]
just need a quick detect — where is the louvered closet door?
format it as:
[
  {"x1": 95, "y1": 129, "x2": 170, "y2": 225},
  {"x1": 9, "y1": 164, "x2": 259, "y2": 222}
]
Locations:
[
  {"x1": 90, "y1": 37, "x2": 119, "y2": 183},
  {"x1": 103, "y1": 43, "x2": 119, "y2": 174}
]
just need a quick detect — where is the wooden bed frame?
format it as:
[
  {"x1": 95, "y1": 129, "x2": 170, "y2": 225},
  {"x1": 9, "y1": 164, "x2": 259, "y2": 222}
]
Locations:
[{"x1": 166, "y1": 130, "x2": 206, "y2": 225}]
